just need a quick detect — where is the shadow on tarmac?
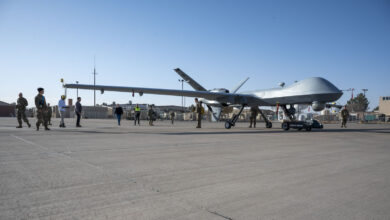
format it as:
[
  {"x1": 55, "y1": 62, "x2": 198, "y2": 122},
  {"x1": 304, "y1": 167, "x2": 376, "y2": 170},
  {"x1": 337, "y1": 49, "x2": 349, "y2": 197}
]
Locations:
[
  {"x1": 49, "y1": 127, "x2": 390, "y2": 136},
  {"x1": 161, "y1": 128, "x2": 390, "y2": 135}
]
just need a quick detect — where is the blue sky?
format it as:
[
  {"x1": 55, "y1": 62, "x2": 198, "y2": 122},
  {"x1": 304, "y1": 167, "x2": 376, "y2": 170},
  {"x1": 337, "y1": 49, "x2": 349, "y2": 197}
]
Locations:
[{"x1": 0, "y1": 0, "x2": 389, "y2": 109}]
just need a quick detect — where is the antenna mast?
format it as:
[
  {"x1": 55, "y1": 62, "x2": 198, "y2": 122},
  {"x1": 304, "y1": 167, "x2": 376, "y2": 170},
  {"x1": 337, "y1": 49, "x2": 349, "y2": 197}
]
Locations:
[{"x1": 93, "y1": 56, "x2": 98, "y2": 107}]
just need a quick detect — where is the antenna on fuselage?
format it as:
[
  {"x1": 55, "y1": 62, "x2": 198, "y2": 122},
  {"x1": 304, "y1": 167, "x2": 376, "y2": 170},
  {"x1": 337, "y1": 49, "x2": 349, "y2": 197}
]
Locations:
[{"x1": 232, "y1": 77, "x2": 250, "y2": 94}]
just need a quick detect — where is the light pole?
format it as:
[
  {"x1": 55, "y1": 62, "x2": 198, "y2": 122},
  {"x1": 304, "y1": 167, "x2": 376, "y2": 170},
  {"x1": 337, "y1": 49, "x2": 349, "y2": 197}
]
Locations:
[
  {"x1": 93, "y1": 67, "x2": 97, "y2": 107},
  {"x1": 342, "y1": 88, "x2": 355, "y2": 100},
  {"x1": 178, "y1": 79, "x2": 184, "y2": 111},
  {"x1": 362, "y1": 89, "x2": 368, "y2": 96},
  {"x1": 76, "y1": 81, "x2": 79, "y2": 100}
]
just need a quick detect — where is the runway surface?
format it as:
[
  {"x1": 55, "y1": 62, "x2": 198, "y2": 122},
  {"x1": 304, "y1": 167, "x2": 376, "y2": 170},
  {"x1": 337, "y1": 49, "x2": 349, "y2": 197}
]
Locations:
[{"x1": 1, "y1": 117, "x2": 390, "y2": 219}]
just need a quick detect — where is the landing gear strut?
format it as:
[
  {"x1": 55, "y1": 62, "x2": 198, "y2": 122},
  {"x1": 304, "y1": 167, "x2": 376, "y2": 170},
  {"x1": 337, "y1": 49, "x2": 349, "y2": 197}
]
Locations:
[
  {"x1": 225, "y1": 105, "x2": 246, "y2": 129},
  {"x1": 257, "y1": 107, "x2": 272, "y2": 128}
]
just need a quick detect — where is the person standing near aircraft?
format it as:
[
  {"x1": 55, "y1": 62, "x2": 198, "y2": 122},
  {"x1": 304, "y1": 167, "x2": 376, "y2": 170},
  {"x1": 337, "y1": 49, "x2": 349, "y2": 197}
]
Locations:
[
  {"x1": 340, "y1": 106, "x2": 350, "y2": 128},
  {"x1": 47, "y1": 103, "x2": 52, "y2": 125},
  {"x1": 195, "y1": 98, "x2": 203, "y2": 128},
  {"x1": 16, "y1": 92, "x2": 31, "y2": 128},
  {"x1": 249, "y1": 106, "x2": 259, "y2": 128},
  {"x1": 134, "y1": 104, "x2": 141, "y2": 126},
  {"x1": 170, "y1": 111, "x2": 175, "y2": 124},
  {"x1": 58, "y1": 95, "x2": 68, "y2": 128},
  {"x1": 114, "y1": 104, "x2": 123, "y2": 126},
  {"x1": 148, "y1": 105, "x2": 155, "y2": 126},
  {"x1": 75, "y1": 97, "x2": 82, "y2": 127},
  {"x1": 35, "y1": 88, "x2": 50, "y2": 131}
]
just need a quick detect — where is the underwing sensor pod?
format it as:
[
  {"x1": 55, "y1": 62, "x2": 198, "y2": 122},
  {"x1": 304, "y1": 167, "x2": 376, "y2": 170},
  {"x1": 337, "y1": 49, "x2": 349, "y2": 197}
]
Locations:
[
  {"x1": 311, "y1": 101, "x2": 326, "y2": 111},
  {"x1": 64, "y1": 68, "x2": 343, "y2": 131}
]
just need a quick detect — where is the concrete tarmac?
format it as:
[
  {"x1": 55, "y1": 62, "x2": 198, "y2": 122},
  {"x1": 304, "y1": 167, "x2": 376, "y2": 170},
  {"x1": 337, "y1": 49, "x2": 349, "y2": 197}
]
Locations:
[{"x1": 1, "y1": 117, "x2": 390, "y2": 220}]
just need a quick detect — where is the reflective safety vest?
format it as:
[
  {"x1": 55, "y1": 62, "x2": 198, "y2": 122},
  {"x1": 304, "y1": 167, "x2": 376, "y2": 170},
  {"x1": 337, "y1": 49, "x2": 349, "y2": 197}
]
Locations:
[{"x1": 134, "y1": 107, "x2": 141, "y2": 112}]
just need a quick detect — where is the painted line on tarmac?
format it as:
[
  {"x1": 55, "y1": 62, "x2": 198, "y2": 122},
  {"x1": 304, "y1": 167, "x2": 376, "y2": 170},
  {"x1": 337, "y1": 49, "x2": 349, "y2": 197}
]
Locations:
[
  {"x1": 10, "y1": 134, "x2": 104, "y2": 171},
  {"x1": 10, "y1": 134, "x2": 49, "y2": 151}
]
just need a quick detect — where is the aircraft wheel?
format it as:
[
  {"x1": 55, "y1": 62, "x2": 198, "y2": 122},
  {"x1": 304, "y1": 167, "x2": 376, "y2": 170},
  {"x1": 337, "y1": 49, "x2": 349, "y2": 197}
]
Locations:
[
  {"x1": 225, "y1": 121, "x2": 232, "y2": 129},
  {"x1": 305, "y1": 126, "x2": 312, "y2": 131},
  {"x1": 266, "y1": 122, "x2": 272, "y2": 128},
  {"x1": 282, "y1": 122, "x2": 290, "y2": 131}
]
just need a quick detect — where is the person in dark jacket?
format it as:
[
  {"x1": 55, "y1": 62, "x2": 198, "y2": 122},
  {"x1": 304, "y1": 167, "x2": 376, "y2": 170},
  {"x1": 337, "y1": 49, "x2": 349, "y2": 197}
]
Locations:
[
  {"x1": 170, "y1": 111, "x2": 175, "y2": 125},
  {"x1": 148, "y1": 105, "x2": 155, "y2": 126},
  {"x1": 114, "y1": 104, "x2": 124, "y2": 126},
  {"x1": 75, "y1": 97, "x2": 82, "y2": 127},
  {"x1": 249, "y1": 106, "x2": 259, "y2": 128}
]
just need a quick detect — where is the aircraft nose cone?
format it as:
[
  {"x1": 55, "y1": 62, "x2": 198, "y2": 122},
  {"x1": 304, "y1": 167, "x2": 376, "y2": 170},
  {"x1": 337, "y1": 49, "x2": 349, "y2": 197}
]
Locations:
[
  {"x1": 304, "y1": 77, "x2": 342, "y2": 93},
  {"x1": 294, "y1": 77, "x2": 343, "y2": 101}
]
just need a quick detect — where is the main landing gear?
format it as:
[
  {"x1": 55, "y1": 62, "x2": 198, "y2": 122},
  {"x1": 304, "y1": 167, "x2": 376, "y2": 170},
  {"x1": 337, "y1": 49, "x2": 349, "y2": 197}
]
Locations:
[
  {"x1": 280, "y1": 104, "x2": 312, "y2": 131},
  {"x1": 225, "y1": 105, "x2": 245, "y2": 129},
  {"x1": 224, "y1": 105, "x2": 273, "y2": 129},
  {"x1": 258, "y1": 107, "x2": 272, "y2": 128}
]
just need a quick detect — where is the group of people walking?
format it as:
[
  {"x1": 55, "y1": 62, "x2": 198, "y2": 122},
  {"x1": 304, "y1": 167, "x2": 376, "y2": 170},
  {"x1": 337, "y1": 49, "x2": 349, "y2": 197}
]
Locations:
[
  {"x1": 16, "y1": 88, "x2": 51, "y2": 131},
  {"x1": 16, "y1": 87, "x2": 83, "y2": 131},
  {"x1": 114, "y1": 104, "x2": 174, "y2": 127},
  {"x1": 113, "y1": 98, "x2": 204, "y2": 128}
]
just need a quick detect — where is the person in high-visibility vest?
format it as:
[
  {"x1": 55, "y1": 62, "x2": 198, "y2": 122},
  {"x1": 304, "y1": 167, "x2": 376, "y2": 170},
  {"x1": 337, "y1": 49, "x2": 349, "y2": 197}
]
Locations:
[{"x1": 134, "y1": 104, "x2": 141, "y2": 126}]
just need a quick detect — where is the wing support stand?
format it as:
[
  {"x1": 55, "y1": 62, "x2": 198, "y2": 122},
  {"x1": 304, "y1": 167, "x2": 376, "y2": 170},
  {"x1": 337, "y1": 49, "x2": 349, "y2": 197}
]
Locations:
[
  {"x1": 281, "y1": 105, "x2": 296, "y2": 121},
  {"x1": 280, "y1": 104, "x2": 311, "y2": 131},
  {"x1": 225, "y1": 104, "x2": 246, "y2": 129}
]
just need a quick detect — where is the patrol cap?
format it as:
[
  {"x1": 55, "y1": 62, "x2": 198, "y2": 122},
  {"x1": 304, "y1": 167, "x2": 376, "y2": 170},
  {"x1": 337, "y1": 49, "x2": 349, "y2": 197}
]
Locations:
[
  {"x1": 37, "y1": 87, "x2": 44, "y2": 92},
  {"x1": 61, "y1": 95, "x2": 66, "y2": 99}
]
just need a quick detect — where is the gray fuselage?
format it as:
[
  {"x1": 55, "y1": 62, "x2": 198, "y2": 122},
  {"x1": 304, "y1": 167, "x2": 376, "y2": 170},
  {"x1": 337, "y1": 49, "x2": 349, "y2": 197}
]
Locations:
[{"x1": 242, "y1": 77, "x2": 342, "y2": 106}]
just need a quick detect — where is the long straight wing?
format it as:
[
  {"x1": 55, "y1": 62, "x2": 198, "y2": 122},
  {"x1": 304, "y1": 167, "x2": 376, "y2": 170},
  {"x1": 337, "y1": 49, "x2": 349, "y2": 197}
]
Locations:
[{"x1": 64, "y1": 84, "x2": 268, "y2": 105}]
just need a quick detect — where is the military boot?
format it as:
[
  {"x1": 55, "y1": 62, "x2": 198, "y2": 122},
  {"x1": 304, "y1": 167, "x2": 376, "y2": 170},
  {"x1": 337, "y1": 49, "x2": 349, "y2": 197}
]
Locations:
[
  {"x1": 44, "y1": 125, "x2": 50, "y2": 130},
  {"x1": 16, "y1": 125, "x2": 22, "y2": 128},
  {"x1": 27, "y1": 122, "x2": 31, "y2": 128},
  {"x1": 36, "y1": 125, "x2": 39, "y2": 131}
]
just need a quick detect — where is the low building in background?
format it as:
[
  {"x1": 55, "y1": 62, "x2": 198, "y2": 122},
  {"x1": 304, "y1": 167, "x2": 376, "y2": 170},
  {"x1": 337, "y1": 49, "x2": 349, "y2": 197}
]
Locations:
[
  {"x1": 379, "y1": 96, "x2": 390, "y2": 116},
  {"x1": 0, "y1": 101, "x2": 16, "y2": 117}
]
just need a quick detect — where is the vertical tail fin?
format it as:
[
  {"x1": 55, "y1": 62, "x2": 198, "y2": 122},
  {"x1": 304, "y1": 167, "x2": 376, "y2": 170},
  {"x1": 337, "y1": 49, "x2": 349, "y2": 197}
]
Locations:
[{"x1": 174, "y1": 68, "x2": 207, "y2": 91}]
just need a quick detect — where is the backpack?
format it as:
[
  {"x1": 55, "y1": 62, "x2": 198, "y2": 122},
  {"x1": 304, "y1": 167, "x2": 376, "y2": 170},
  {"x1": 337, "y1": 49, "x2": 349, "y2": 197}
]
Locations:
[{"x1": 201, "y1": 106, "x2": 205, "y2": 115}]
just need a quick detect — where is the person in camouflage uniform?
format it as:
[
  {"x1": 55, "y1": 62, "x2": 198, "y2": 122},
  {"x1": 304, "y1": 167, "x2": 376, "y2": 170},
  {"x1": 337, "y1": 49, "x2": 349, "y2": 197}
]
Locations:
[
  {"x1": 16, "y1": 92, "x2": 31, "y2": 128},
  {"x1": 249, "y1": 106, "x2": 259, "y2": 128},
  {"x1": 148, "y1": 105, "x2": 155, "y2": 126},
  {"x1": 47, "y1": 103, "x2": 52, "y2": 125},
  {"x1": 340, "y1": 105, "x2": 350, "y2": 128},
  {"x1": 35, "y1": 88, "x2": 50, "y2": 131},
  {"x1": 195, "y1": 98, "x2": 203, "y2": 128}
]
